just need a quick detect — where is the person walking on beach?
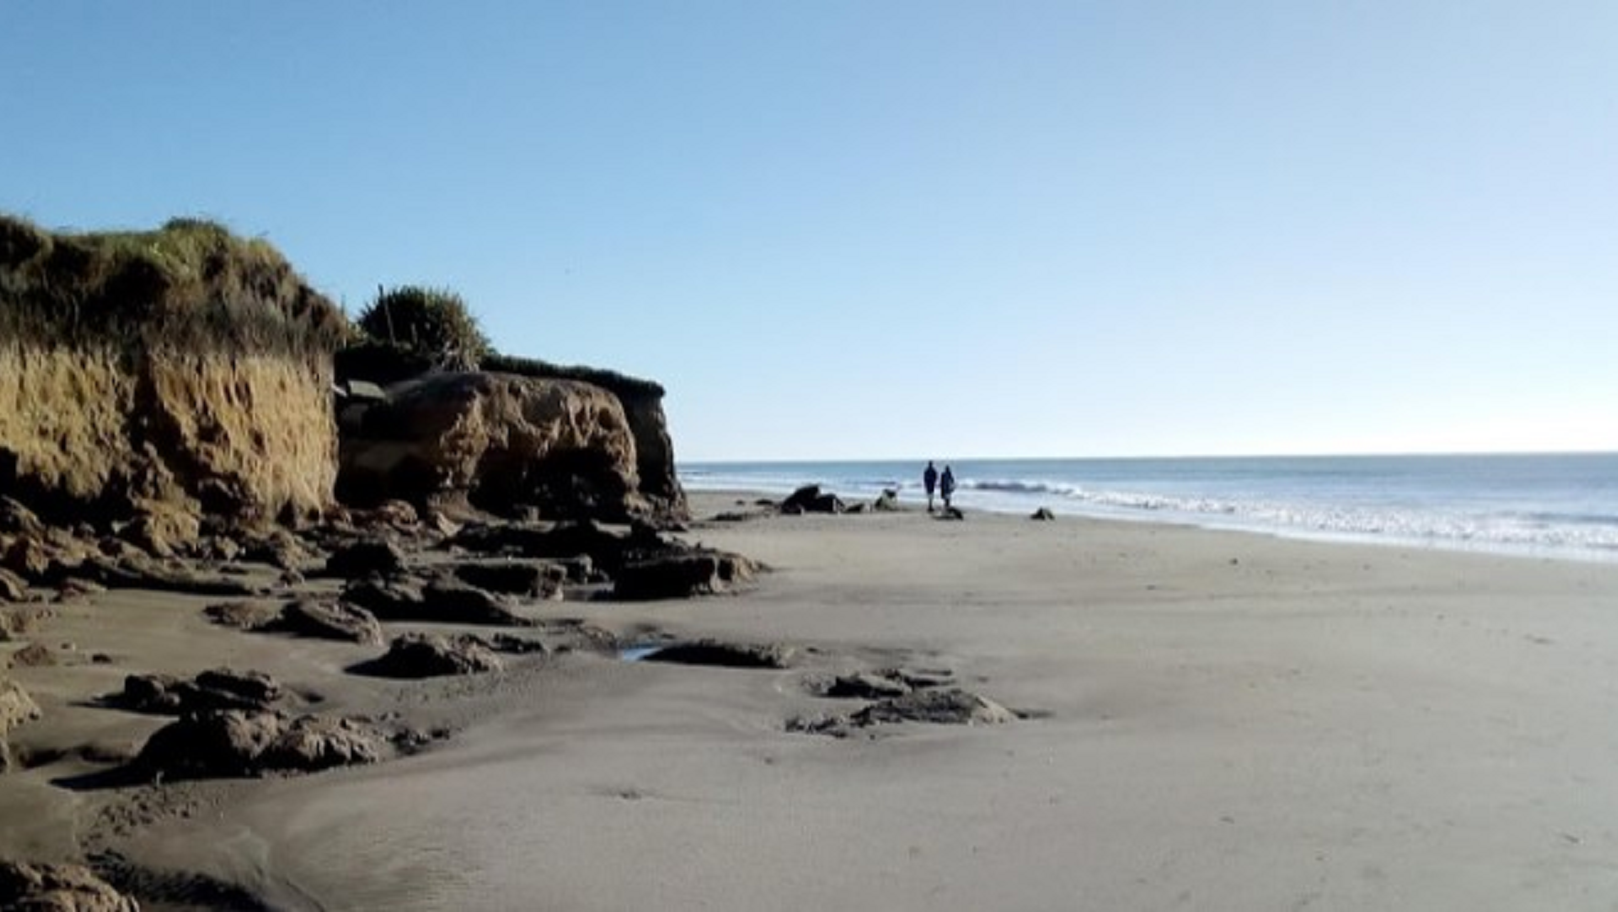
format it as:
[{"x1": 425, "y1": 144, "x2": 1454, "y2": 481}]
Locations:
[
  {"x1": 923, "y1": 461, "x2": 939, "y2": 512},
  {"x1": 940, "y1": 464, "x2": 956, "y2": 511}
]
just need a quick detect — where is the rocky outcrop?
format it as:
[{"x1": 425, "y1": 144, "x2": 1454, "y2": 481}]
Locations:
[
  {"x1": 452, "y1": 561, "x2": 563, "y2": 598},
  {"x1": 275, "y1": 599, "x2": 384, "y2": 645},
  {"x1": 792, "y1": 688, "x2": 1019, "y2": 737},
  {"x1": 641, "y1": 639, "x2": 795, "y2": 669},
  {"x1": 337, "y1": 372, "x2": 652, "y2": 521},
  {"x1": 780, "y1": 485, "x2": 846, "y2": 515},
  {"x1": 136, "y1": 709, "x2": 385, "y2": 779},
  {"x1": 478, "y1": 355, "x2": 687, "y2": 519},
  {"x1": 360, "y1": 633, "x2": 503, "y2": 679},
  {"x1": 0, "y1": 216, "x2": 345, "y2": 545},
  {"x1": 0, "y1": 860, "x2": 140, "y2": 911},
  {"x1": 108, "y1": 669, "x2": 283, "y2": 716},
  {"x1": 613, "y1": 551, "x2": 758, "y2": 600}
]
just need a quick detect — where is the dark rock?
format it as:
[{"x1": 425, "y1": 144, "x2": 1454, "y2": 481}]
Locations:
[
  {"x1": 322, "y1": 540, "x2": 406, "y2": 579},
  {"x1": 360, "y1": 633, "x2": 503, "y2": 679},
  {"x1": 451, "y1": 561, "x2": 560, "y2": 597},
  {"x1": 275, "y1": 599, "x2": 384, "y2": 645},
  {"x1": 2, "y1": 537, "x2": 53, "y2": 582},
  {"x1": 78, "y1": 557, "x2": 261, "y2": 597},
  {"x1": 452, "y1": 520, "x2": 633, "y2": 573},
  {"x1": 0, "y1": 860, "x2": 139, "y2": 911},
  {"x1": 362, "y1": 500, "x2": 420, "y2": 527},
  {"x1": 552, "y1": 555, "x2": 594, "y2": 583},
  {"x1": 642, "y1": 639, "x2": 795, "y2": 669},
  {"x1": 781, "y1": 484, "x2": 845, "y2": 514},
  {"x1": 792, "y1": 688, "x2": 1018, "y2": 737},
  {"x1": 613, "y1": 551, "x2": 758, "y2": 601},
  {"x1": 341, "y1": 577, "x2": 426, "y2": 620},
  {"x1": 136, "y1": 709, "x2": 385, "y2": 779},
  {"x1": 203, "y1": 600, "x2": 279, "y2": 630},
  {"x1": 872, "y1": 489, "x2": 901, "y2": 512},
  {"x1": 421, "y1": 579, "x2": 532, "y2": 626},
  {"x1": 241, "y1": 531, "x2": 309, "y2": 571},
  {"x1": 1030, "y1": 507, "x2": 1056, "y2": 521},
  {"x1": 111, "y1": 668, "x2": 283, "y2": 715},
  {"x1": 0, "y1": 497, "x2": 45, "y2": 536}
]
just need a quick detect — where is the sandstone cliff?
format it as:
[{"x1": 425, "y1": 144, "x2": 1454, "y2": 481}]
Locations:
[
  {"x1": 339, "y1": 371, "x2": 654, "y2": 521},
  {"x1": 0, "y1": 216, "x2": 345, "y2": 539},
  {"x1": 338, "y1": 353, "x2": 687, "y2": 521}
]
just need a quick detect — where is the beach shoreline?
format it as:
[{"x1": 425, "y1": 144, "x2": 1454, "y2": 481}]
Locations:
[{"x1": 5, "y1": 490, "x2": 1618, "y2": 910}]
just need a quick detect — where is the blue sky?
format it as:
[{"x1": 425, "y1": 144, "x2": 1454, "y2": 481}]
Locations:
[{"x1": 3, "y1": 1, "x2": 1613, "y2": 460}]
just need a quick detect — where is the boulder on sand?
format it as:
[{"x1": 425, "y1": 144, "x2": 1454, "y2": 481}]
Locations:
[
  {"x1": 111, "y1": 668, "x2": 283, "y2": 716},
  {"x1": 136, "y1": 709, "x2": 385, "y2": 779},
  {"x1": 780, "y1": 485, "x2": 845, "y2": 515},
  {"x1": 613, "y1": 551, "x2": 758, "y2": 601},
  {"x1": 275, "y1": 599, "x2": 384, "y2": 645},
  {"x1": 0, "y1": 860, "x2": 139, "y2": 912},
  {"x1": 321, "y1": 539, "x2": 406, "y2": 579},
  {"x1": 642, "y1": 639, "x2": 795, "y2": 669},
  {"x1": 360, "y1": 632, "x2": 503, "y2": 679},
  {"x1": 452, "y1": 561, "x2": 562, "y2": 598}
]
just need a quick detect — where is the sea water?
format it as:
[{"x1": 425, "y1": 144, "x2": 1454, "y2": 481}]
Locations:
[{"x1": 680, "y1": 453, "x2": 1618, "y2": 562}]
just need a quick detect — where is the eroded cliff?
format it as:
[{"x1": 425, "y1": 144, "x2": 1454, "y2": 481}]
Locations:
[{"x1": 0, "y1": 216, "x2": 345, "y2": 538}]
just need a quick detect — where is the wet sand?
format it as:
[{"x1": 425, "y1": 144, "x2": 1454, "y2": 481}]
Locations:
[{"x1": 6, "y1": 492, "x2": 1618, "y2": 910}]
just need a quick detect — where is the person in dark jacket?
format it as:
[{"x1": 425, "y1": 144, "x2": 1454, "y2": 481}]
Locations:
[
  {"x1": 940, "y1": 465, "x2": 956, "y2": 510},
  {"x1": 923, "y1": 461, "x2": 939, "y2": 512}
]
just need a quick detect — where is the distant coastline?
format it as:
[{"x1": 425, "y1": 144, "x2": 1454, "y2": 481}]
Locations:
[{"x1": 681, "y1": 453, "x2": 1618, "y2": 563}]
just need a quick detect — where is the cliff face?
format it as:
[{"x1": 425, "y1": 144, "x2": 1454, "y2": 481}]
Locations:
[
  {"x1": 0, "y1": 348, "x2": 337, "y2": 527},
  {"x1": 338, "y1": 372, "x2": 649, "y2": 521},
  {"x1": 478, "y1": 354, "x2": 687, "y2": 519},
  {"x1": 0, "y1": 216, "x2": 344, "y2": 537}
]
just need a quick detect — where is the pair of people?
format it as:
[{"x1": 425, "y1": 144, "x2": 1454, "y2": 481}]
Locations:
[{"x1": 923, "y1": 460, "x2": 955, "y2": 512}]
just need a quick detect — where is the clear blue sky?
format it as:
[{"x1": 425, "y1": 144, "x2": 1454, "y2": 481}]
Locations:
[{"x1": 3, "y1": 2, "x2": 1613, "y2": 460}]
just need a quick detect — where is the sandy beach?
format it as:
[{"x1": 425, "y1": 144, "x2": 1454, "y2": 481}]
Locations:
[{"x1": 5, "y1": 491, "x2": 1618, "y2": 910}]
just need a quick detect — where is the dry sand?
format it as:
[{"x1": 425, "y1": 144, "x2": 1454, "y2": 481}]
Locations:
[{"x1": 5, "y1": 491, "x2": 1618, "y2": 910}]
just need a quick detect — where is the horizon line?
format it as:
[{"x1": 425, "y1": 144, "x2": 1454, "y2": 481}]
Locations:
[{"x1": 678, "y1": 448, "x2": 1618, "y2": 465}]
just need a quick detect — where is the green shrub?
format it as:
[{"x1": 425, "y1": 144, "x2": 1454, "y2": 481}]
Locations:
[{"x1": 357, "y1": 285, "x2": 490, "y2": 371}]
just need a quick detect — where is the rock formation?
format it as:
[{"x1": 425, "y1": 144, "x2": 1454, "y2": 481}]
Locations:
[
  {"x1": 336, "y1": 372, "x2": 649, "y2": 521},
  {"x1": 0, "y1": 860, "x2": 140, "y2": 911},
  {"x1": 360, "y1": 632, "x2": 503, "y2": 678},
  {"x1": 136, "y1": 709, "x2": 385, "y2": 779}
]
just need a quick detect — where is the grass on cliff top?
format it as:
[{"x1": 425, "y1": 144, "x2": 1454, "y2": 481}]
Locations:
[
  {"x1": 0, "y1": 213, "x2": 349, "y2": 357},
  {"x1": 482, "y1": 352, "x2": 665, "y2": 398}
]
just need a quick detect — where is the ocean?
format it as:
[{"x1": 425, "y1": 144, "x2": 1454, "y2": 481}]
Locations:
[{"x1": 679, "y1": 453, "x2": 1618, "y2": 562}]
